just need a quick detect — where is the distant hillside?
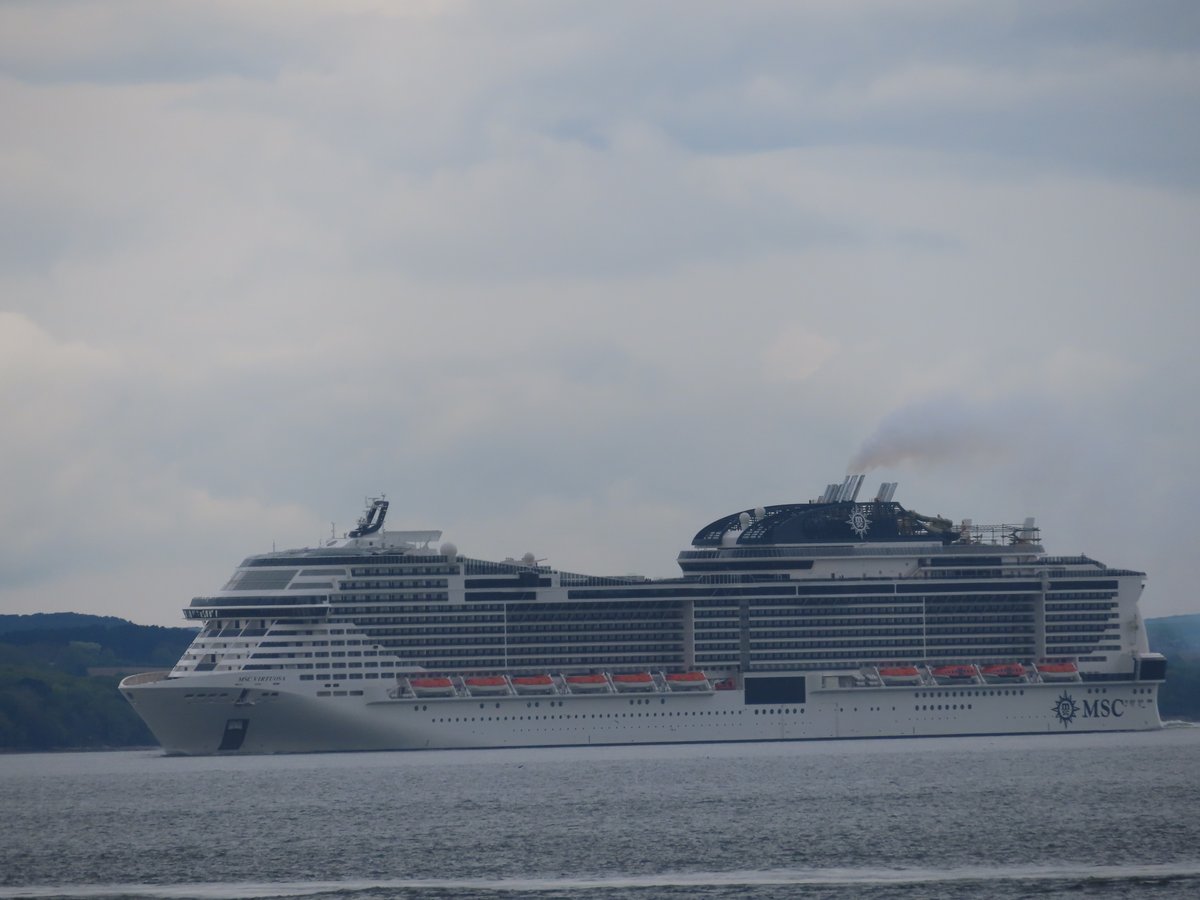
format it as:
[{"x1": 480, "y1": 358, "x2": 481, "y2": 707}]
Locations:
[
  {"x1": 1147, "y1": 614, "x2": 1200, "y2": 661},
  {"x1": 1, "y1": 621, "x2": 197, "y2": 674},
  {"x1": 0, "y1": 612, "x2": 132, "y2": 634},
  {"x1": 1147, "y1": 613, "x2": 1200, "y2": 721},
  {"x1": 0, "y1": 614, "x2": 196, "y2": 751}
]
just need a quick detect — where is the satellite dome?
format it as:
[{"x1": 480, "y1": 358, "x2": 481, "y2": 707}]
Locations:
[
  {"x1": 738, "y1": 512, "x2": 751, "y2": 528},
  {"x1": 521, "y1": 552, "x2": 537, "y2": 567},
  {"x1": 440, "y1": 542, "x2": 458, "y2": 562},
  {"x1": 754, "y1": 506, "x2": 766, "y2": 520}
]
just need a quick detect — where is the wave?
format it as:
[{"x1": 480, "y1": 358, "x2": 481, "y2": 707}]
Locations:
[
  {"x1": 1161, "y1": 719, "x2": 1200, "y2": 728},
  {"x1": 6, "y1": 863, "x2": 1200, "y2": 898}
]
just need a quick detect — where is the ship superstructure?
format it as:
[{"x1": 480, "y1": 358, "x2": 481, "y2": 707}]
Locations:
[{"x1": 122, "y1": 478, "x2": 1165, "y2": 754}]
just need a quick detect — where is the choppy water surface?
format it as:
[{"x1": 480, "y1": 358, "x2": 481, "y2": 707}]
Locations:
[{"x1": 3, "y1": 727, "x2": 1199, "y2": 899}]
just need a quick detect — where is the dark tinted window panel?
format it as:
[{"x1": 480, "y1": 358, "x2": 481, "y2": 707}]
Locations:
[
  {"x1": 465, "y1": 576, "x2": 551, "y2": 588},
  {"x1": 927, "y1": 556, "x2": 1004, "y2": 567},
  {"x1": 567, "y1": 587, "x2": 796, "y2": 600},
  {"x1": 679, "y1": 561, "x2": 815, "y2": 572},
  {"x1": 1139, "y1": 657, "x2": 1167, "y2": 680},
  {"x1": 896, "y1": 582, "x2": 1041, "y2": 593},
  {"x1": 744, "y1": 676, "x2": 807, "y2": 705}
]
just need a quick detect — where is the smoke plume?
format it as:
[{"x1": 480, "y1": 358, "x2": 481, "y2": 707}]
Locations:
[{"x1": 849, "y1": 394, "x2": 1013, "y2": 473}]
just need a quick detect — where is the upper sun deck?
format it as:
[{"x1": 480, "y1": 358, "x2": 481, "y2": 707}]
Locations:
[
  {"x1": 236, "y1": 535, "x2": 446, "y2": 569},
  {"x1": 236, "y1": 496, "x2": 447, "y2": 568},
  {"x1": 223, "y1": 481, "x2": 1043, "y2": 579},
  {"x1": 692, "y1": 476, "x2": 1041, "y2": 551}
]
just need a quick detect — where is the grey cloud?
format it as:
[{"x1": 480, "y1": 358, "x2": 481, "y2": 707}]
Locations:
[
  {"x1": 507, "y1": 4, "x2": 1200, "y2": 185},
  {"x1": 0, "y1": 1, "x2": 316, "y2": 85},
  {"x1": 1, "y1": 2, "x2": 1198, "y2": 622}
]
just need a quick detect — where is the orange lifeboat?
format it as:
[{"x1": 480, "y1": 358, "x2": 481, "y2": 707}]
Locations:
[
  {"x1": 612, "y1": 672, "x2": 656, "y2": 692},
  {"x1": 1037, "y1": 662, "x2": 1080, "y2": 682},
  {"x1": 981, "y1": 663, "x2": 1027, "y2": 682},
  {"x1": 565, "y1": 674, "x2": 610, "y2": 693},
  {"x1": 932, "y1": 665, "x2": 977, "y2": 682},
  {"x1": 511, "y1": 674, "x2": 556, "y2": 695},
  {"x1": 409, "y1": 676, "x2": 456, "y2": 697},
  {"x1": 464, "y1": 676, "x2": 510, "y2": 695},
  {"x1": 878, "y1": 666, "x2": 922, "y2": 685},
  {"x1": 665, "y1": 671, "x2": 710, "y2": 691}
]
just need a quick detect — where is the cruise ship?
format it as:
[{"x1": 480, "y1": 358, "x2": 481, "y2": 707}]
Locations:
[{"x1": 121, "y1": 476, "x2": 1166, "y2": 754}]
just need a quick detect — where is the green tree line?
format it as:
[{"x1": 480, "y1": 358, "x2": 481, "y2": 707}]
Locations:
[
  {"x1": 0, "y1": 665, "x2": 157, "y2": 749},
  {"x1": 0, "y1": 615, "x2": 196, "y2": 751}
]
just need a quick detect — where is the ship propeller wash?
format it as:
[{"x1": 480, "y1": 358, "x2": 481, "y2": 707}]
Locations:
[{"x1": 122, "y1": 478, "x2": 1166, "y2": 754}]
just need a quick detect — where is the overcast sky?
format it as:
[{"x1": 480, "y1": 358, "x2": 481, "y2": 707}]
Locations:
[{"x1": 2, "y1": 1, "x2": 1198, "y2": 627}]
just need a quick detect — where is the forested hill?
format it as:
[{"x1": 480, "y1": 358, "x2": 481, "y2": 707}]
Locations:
[
  {"x1": 1147, "y1": 614, "x2": 1200, "y2": 720},
  {"x1": 0, "y1": 614, "x2": 198, "y2": 668},
  {"x1": 0, "y1": 612, "x2": 132, "y2": 632},
  {"x1": 0, "y1": 614, "x2": 196, "y2": 751},
  {"x1": 1, "y1": 612, "x2": 1198, "y2": 751},
  {"x1": 1146, "y1": 615, "x2": 1200, "y2": 660}
]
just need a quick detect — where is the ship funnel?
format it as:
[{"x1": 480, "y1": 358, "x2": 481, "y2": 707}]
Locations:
[
  {"x1": 835, "y1": 477, "x2": 851, "y2": 502},
  {"x1": 834, "y1": 474, "x2": 864, "y2": 503}
]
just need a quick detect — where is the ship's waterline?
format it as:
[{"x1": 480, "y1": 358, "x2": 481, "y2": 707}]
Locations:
[{"x1": 122, "y1": 477, "x2": 1165, "y2": 754}]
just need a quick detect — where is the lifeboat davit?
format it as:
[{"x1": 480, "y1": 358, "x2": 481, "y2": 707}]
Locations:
[
  {"x1": 565, "y1": 674, "x2": 610, "y2": 693},
  {"x1": 612, "y1": 672, "x2": 656, "y2": 692},
  {"x1": 1037, "y1": 662, "x2": 1080, "y2": 681},
  {"x1": 665, "y1": 671, "x2": 710, "y2": 691},
  {"x1": 932, "y1": 665, "x2": 978, "y2": 682},
  {"x1": 409, "y1": 677, "x2": 456, "y2": 697},
  {"x1": 511, "y1": 674, "x2": 556, "y2": 695},
  {"x1": 878, "y1": 666, "x2": 923, "y2": 686},
  {"x1": 464, "y1": 676, "x2": 510, "y2": 695},
  {"x1": 981, "y1": 663, "x2": 1028, "y2": 682}
]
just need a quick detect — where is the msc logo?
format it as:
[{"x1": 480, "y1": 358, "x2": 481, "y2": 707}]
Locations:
[
  {"x1": 1052, "y1": 692, "x2": 1079, "y2": 727},
  {"x1": 1052, "y1": 691, "x2": 1125, "y2": 728}
]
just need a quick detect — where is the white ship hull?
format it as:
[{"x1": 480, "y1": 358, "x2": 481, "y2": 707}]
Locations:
[{"x1": 124, "y1": 671, "x2": 1163, "y2": 755}]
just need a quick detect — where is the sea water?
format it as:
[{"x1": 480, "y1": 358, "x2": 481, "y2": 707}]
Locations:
[{"x1": 2, "y1": 727, "x2": 1199, "y2": 899}]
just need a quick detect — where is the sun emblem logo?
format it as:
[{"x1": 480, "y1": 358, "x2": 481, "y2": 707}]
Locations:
[
  {"x1": 847, "y1": 505, "x2": 872, "y2": 538},
  {"x1": 1052, "y1": 691, "x2": 1079, "y2": 728}
]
